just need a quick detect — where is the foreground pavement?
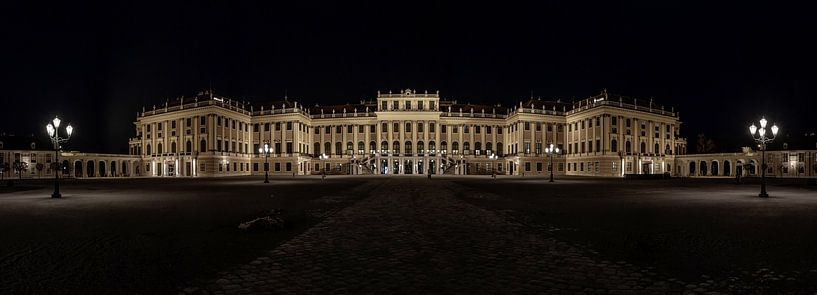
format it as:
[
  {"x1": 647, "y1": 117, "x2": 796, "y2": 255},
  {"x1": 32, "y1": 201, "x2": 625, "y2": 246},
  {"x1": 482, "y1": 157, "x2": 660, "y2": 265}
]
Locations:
[{"x1": 199, "y1": 178, "x2": 696, "y2": 294}]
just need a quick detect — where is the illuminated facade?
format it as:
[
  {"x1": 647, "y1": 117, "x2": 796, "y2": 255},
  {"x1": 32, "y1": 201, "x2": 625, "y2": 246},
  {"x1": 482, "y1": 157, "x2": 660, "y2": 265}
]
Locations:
[
  {"x1": 126, "y1": 89, "x2": 687, "y2": 177},
  {"x1": 4, "y1": 89, "x2": 816, "y2": 179}
]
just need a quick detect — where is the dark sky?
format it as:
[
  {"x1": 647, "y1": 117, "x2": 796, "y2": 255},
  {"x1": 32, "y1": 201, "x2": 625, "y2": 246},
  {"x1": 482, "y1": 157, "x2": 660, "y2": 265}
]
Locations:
[{"x1": 2, "y1": 1, "x2": 815, "y2": 154}]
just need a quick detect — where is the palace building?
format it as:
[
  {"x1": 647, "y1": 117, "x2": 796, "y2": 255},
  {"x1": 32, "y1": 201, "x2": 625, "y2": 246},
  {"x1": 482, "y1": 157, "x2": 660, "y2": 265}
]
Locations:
[
  {"x1": 2, "y1": 89, "x2": 815, "y2": 179},
  {"x1": 125, "y1": 88, "x2": 686, "y2": 177}
]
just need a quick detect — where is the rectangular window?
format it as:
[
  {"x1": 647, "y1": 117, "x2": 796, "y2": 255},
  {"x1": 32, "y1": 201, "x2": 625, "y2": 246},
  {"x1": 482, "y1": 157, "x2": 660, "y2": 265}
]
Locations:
[
  {"x1": 287, "y1": 122, "x2": 293, "y2": 130},
  {"x1": 370, "y1": 125, "x2": 376, "y2": 133},
  {"x1": 358, "y1": 125, "x2": 364, "y2": 133},
  {"x1": 382, "y1": 123, "x2": 388, "y2": 132},
  {"x1": 347, "y1": 125, "x2": 353, "y2": 133},
  {"x1": 524, "y1": 122, "x2": 530, "y2": 130},
  {"x1": 486, "y1": 126, "x2": 492, "y2": 134},
  {"x1": 475, "y1": 126, "x2": 481, "y2": 133},
  {"x1": 381, "y1": 101, "x2": 387, "y2": 111},
  {"x1": 275, "y1": 163, "x2": 281, "y2": 171},
  {"x1": 393, "y1": 123, "x2": 399, "y2": 132},
  {"x1": 525, "y1": 162, "x2": 531, "y2": 171},
  {"x1": 418, "y1": 101, "x2": 424, "y2": 110},
  {"x1": 286, "y1": 162, "x2": 292, "y2": 171},
  {"x1": 537, "y1": 162, "x2": 543, "y2": 171}
]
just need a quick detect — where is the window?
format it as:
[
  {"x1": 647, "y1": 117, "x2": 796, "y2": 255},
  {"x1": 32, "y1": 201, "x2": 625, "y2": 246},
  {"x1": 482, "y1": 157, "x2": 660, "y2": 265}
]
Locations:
[
  {"x1": 464, "y1": 126, "x2": 469, "y2": 133},
  {"x1": 381, "y1": 101, "x2": 387, "y2": 111},
  {"x1": 358, "y1": 125, "x2": 364, "y2": 133},
  {"x1": 171, "y1": 121, "x2": 176, "y2": 129},
  {"x1": 393, "y1": 123, "x2": 399, "y2": 132},
  {"x1": 347, "y1": 125, "x2": 353, "y2": 133},
  {"x1": 286, "y1": 162, "x2": 292, "y2": 171},
  {"x1": 611, "y1": 139, "x2": 618, "y2": 152},
  {"x1": 325, "y1": 126, "x2": 330, "y2": 134},
  {"x1": 405, "y1": 122, "x2": 412, "y2": 132},
  {"x1": 418, "y1": 123, "x2": 424, "y2": 133},
  {"x1": 287, "y1": 122, "x2": 293, "y2": 130},
  {"x1": 487, "y1": 126, "x2": 492, "y2": 134},
  {"x1": 370, "y1": 125, "x2": 375, "y2": 133},
  {"x1": 525, "y1": 162, "x2": 531, "y2": 171},
  {"x1": 382, "y1": 123, "x2": 388, "y2": 132},
  {"x1": 441, "y1": 125, "x2": 446, "y2": 133},
  {"x1": 537, "y1": 162, "x2": 543, "y2": 172},
  {"x1": 524, "y1": 122, "x2": 530, "y2": 130}
]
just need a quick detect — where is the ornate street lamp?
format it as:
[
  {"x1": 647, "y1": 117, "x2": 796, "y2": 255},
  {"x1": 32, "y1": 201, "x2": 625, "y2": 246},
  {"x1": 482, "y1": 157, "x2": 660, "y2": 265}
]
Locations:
[
  {"x1": 258, "y1": 140, "x2": 271, "y2": 183},
  {"x1": 489, "y1": 153, "x2": 498, "y2": 179},
  {"x1": 544, "y1": 143, "x2": 561, "y2": 183},
  {"x1": 46, "y1": 116, "x2": 73, "y2": 198},
  {"x1": 319, "y1": 153, "x2": 329, "y2": 180},
  {"x1": 749, "y1": 117, "x2": 779, "y2": 198}
]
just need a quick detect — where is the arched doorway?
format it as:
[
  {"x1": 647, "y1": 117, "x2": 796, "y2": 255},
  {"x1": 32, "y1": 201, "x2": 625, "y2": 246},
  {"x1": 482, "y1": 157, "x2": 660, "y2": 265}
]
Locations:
[
  {"x1": 110, "y1": 161, "x2": 117, "y2": 177},
  {"x1": 122, "y1": 161, "x2": 129, "y2": 177},
  {"x1": 700, "y1": 161, "x2": 707, "y2": 176},
  {"x1": 99, "y1": 161, "x2": 106, "y2": 177},
  {"x1": 86, "y1": 160, "x2": 95, "y2": 177},
  {"x1": 74, "y1": 161, "x2": 83, "y2": 177},
  {"x1": 711, "y1": 161, "x2": 719, "y2": 176},
  {"x1": 688, "y1": 161, "x2": 696, "y2": 176},
  {"x1": 723, "y1": 160, "x2": 731, "y2": 176}
]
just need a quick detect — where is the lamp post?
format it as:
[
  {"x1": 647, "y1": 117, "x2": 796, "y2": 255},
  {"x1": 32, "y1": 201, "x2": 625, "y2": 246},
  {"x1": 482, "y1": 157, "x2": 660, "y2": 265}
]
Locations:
[
  {"x1": 46, "y1": 116, "x2": 73, "y2": 198},
  {"x1": 545, "y1": 143, "x2": 561, "y2": 183},
  {"x1": 460, "y1": 154, "x2": 465, "y2": 175},
  {"x1": 258, "y1": 140, "x2": 271, "y2": 183},
  {"x1": 489, "y1": 153, "x2": 498, "y2": 179},
  {"x1": 319, "y1": 153, "x2": 328, "y2": 180},
  {"x1": 749, "y1": 117, "x2": 779, "y2": 198}
]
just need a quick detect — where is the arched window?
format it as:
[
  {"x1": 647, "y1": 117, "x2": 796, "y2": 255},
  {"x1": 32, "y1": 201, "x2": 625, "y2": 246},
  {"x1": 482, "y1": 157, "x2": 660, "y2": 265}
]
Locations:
[
  {"x1": 393, "y1": 141, "x2": 400, "y2": 154},
  {"x1": 369, "y1": 141, "x2": 376, "y2": 154},
  {"x1": 405, "y1": 141, "x2": 412, "y2": 154},
  {"x1": 335, "y1": 142, "x2": 342, "y2": 155},
  {"x1": 452, "y1": 141, "x2": 460, "y2": 154},
  {"x1": 485, "y1": 142, "x2": 492, "y2": 153},
  {"x1": 723, "y1": 160, "x2": 732, "y2": 176},
  {"x1": 429, "y1": 141, "x2": 436, "y2": 153},
  {"x1": 417, "y1": 141, "x2": 424, "y2": 154},
  {"x1": 497, "y1": 142, "x2": 503, "y2": 155},
  {"x1": 475, "y1": 142, "x2": 482, "y2": 153},
  {"x1": 200, "y1": 139, "x2": 206, "y2": 152},
  {"x1": 611, "y1": 139, "x2": 618, "y2": 152},
  {"x1": 357, "y1": 141, "x2": 364, "y2": 155},
  {"x1": 640, "y1": 142, "x2": 646, "y2": 154},
  {"x1": 87, "y1": 160, "x2": 95, "y2": 177},
  {"x1": 146, "y1": 144, "x2": 152, "y2": 155},
  {"x1": 405, "y1": 122, "x2": 412, "y2": 132},
  {"x1": 711, "y1": 161, "x2": 719, "y2": 176},
  {"x1": 314, "y1": 142, "x2": 321, "y2": 156},
  {"x1": 689, "y1": 161, "x2": 696, "y2": 175},
  {"x1": 171, "y1": 142, "x2": 177, "y2": 153},
  {"x1": 381, "y1": 141, "x2": 388, "y2": 153},
  {"x1": 700, "y1": 161, "x2": 708, "y2": 176},
  {"x1": 654, "y1": 143, "x2": 660, "y2": 154},
  {"x1": 463, "y1": 142, "x2": 470, "y2": 154},
  {"x1": 186, "y1": 140, "x2": 192, "y2": 153},
  {"x1": 157, "y1": 143, "x2": 163, "y2": 154},
  {"x1": 346, "y1": 141, "x2": 353, "y2": 155},
  {"x1": 440, "y1": 141, "x2": 447, "y2": 154},
  {"x1": 665, "y1": 144, "x2": 671, "y2": 155},
  {"x1": 324, "y1": 142, "x2": 331, "y2": 155}
]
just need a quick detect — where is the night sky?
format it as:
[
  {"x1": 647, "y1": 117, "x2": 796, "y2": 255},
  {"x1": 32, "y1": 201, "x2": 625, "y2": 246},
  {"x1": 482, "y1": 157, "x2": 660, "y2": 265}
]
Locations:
[{"x1": 2, "y1": 2, "x2": 815, "y2": 154}]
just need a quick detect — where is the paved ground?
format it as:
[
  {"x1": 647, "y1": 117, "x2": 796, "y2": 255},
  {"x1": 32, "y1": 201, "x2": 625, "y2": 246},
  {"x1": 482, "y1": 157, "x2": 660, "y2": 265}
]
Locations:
[
  {"x1": 2, "y1": 176, "x2": 817, "y2": 294},
  {"x1": 201, "y1": 177, "x2": 693, "y2": 294}
]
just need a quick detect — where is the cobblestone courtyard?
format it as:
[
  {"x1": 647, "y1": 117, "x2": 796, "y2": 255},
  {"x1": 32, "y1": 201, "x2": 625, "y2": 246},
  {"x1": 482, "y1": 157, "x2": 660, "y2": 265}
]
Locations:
[{"x1": 2, "y1": 176, "x2": 816, "y2": 294}]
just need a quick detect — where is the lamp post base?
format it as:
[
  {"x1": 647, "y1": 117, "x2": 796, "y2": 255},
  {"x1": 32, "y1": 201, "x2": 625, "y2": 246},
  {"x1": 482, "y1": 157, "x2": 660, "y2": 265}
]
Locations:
[
  {"x1": 51, "y1": 192, "x2": 61, "y2": 198},
  {"x1": 759, "y1": 192, "x2": 769, "y2": 198}
]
